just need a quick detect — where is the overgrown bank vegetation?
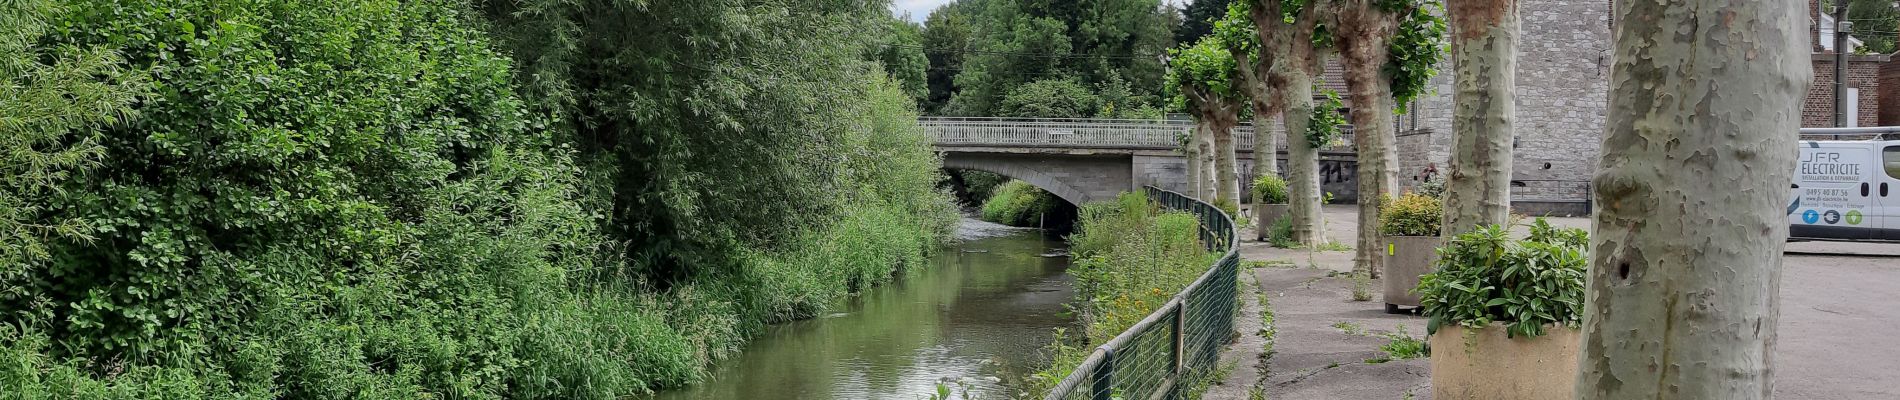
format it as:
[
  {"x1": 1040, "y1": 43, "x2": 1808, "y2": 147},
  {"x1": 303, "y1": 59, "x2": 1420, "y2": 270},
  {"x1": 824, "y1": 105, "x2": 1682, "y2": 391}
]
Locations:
[
  {"x1": 1031, "y1": 193, "x2": 1216, "y2": 393},
  {"x1": 978, "y1": 180, "x2": 1061, "y2": 227},
  {"x1": 1, "y1": 0, "x2": 953, "y2": 397}
]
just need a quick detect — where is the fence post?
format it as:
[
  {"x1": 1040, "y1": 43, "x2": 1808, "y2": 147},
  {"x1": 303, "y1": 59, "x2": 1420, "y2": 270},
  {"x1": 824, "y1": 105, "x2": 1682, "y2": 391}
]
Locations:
[
  {"x1": 1091, "y1": 347, "x2": 1115, "y2": 400},
  {"x1": 1173, "y1": 301, "x2": 1186, "y2": 375}
]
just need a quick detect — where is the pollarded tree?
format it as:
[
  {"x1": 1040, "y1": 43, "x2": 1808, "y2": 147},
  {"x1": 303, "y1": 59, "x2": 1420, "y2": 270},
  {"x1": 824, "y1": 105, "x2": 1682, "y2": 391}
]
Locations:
[
  {"x1": 1243, "y1": 0, "x2": 1337, "y2": 245},
  {"x1": 1212, "y1": 2, "x2": 1278, "y2": 189},
  {"x1": 1576, "y1": 0, "x2": 1810, "y2": 398},
  {"x1": 1330, "y1": 0, "x2": 1445, "y2": 277},
  {"x1": 1171, "y1": 37, "x2": 1249, "y2": 206},
  {"x1": 1441, "y1": 0, "x2": 1517, "y2": 235}
]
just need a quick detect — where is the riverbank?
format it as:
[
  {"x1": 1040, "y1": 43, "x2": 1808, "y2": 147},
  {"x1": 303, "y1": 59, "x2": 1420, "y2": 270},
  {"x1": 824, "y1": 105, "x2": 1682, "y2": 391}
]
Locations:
[{"x1": 652, "y1": 218, "x2": 1077, "y2": 399}]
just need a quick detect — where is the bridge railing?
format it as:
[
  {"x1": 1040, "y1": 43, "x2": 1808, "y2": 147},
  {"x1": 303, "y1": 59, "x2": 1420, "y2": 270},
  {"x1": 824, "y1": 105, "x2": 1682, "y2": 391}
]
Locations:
[
  {"x1": 1044, "y1": 186, "x2": 1240, "y2": 400},
  {"x1": 920, "y1": 117, "x2": 1355, "y2": 153}
]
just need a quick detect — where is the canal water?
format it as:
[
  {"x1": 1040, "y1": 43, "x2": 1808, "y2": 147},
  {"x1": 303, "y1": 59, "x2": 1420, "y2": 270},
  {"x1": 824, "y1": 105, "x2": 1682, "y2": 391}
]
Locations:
[{"x1": 651, "y1": 218, "x2": 1078, "y2": 400}]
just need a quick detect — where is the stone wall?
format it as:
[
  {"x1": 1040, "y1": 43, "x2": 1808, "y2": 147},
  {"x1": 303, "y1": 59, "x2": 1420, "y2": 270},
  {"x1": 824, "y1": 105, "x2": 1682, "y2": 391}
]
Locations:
[
  {"x1": 942, "y1": 153, "x2": 1134, "y2": 206},
  {"x1": 1393, "y1": 0, "x2": 1610, "y2": 215}
]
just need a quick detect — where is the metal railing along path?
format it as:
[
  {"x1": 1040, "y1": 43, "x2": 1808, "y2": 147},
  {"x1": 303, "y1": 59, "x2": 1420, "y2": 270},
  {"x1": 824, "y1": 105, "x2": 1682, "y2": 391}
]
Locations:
[
  {"x1": 921, "y1": 117, "x2": 1355, "y2": 153},
  {"x1": 1044, "y1": 186, "x2": 1241, "y2": 400}
]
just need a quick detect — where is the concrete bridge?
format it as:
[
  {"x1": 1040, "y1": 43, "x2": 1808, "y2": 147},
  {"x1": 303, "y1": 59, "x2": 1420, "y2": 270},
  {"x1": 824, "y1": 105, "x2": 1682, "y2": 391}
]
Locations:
[{"x1": 925, "y1": 117, "x2": 1361, "y2": 206}]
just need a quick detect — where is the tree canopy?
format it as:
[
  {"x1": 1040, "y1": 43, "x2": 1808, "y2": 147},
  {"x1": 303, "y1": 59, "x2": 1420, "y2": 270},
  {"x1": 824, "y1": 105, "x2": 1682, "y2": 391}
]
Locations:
[{"x1": 928, "y1": 0, "x2": 1177, "y2": 117}]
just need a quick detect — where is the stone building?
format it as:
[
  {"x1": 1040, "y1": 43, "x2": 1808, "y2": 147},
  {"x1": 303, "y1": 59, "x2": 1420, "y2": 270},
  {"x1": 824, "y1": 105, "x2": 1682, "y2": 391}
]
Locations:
[
  {"x1": 1379, "y1": 0, "x2": 1890, "y2": 216},
  {"x1": 1389, "y1": 0, "x2": 1613, "y2": 216}
]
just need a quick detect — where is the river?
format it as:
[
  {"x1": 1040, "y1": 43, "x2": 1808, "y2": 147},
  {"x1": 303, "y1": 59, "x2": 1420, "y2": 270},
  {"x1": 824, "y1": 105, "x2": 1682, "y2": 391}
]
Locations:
[{"x1": 651, "y1": 218, "x2": 1078, "y2": 400}]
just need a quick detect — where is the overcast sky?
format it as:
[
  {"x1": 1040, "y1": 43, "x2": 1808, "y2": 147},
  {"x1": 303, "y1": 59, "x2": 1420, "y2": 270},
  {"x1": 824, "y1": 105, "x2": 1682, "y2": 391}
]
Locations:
[{"x1": 890, "y1": 0, "x2": 1191, "y2": 24}]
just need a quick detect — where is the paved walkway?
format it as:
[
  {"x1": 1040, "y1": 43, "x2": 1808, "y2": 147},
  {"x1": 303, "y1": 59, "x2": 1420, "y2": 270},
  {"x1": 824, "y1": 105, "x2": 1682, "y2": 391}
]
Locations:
[
  {"x1": 1207, "y1": 205, "x2": 1433, "y2": 400},
  {"x1": 1206, "y1": 205, "x2": 1900, "y2": 400}
]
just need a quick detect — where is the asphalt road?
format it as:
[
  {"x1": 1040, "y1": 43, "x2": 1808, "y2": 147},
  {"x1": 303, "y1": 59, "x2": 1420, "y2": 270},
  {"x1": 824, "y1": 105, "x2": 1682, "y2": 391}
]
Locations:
[{"x1": 1777, "y1": 240, "x2": 1900, "y2": 399}]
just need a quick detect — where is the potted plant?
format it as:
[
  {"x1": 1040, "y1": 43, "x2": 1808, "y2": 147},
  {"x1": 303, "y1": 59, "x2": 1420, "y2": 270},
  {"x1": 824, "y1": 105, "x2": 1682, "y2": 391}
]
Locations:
[
  {"x1": 1252, "y1": 174, "x2": 1289, "y2": 242},
  {"x1": 1378, "y1": 192, "x2": 1441, "y2": 313},
  {"x1": 1416, "y1": 219, "x2": 1588, "y2": 400}
]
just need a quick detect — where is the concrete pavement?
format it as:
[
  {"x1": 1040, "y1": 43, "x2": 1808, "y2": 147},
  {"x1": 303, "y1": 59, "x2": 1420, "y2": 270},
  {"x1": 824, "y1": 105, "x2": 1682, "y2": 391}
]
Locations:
[{"x1": 1207, "y1": 205, "x2": 1900, "y2": 399}]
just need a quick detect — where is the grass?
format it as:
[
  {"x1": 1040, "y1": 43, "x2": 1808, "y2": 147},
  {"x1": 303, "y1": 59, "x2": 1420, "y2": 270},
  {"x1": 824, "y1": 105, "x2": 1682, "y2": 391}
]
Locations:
[
  {"x1": 1350, "y1": 272, "x2": 1374, "y2": 302},
  {"x1": 1028, "y1": 193, "x2": 1217, "y2": 396},
  {"x1": 1331, "y1": 321, "x2": 1365, "y2": 336},
  {"x1": 1311, "y1": 241, "x2": 1352, "y2": 252},
  {"x1": 1364, "y1": 326, "x2": 1428, "y2": 364}
]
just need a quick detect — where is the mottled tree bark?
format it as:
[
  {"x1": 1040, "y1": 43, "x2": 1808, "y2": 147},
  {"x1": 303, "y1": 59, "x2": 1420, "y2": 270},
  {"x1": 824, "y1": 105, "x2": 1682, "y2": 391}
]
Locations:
[
  {"x1": 1576, "y1": 0, "x2": 1810, "y2": 398},
  {"x1": 1232, "y1": 49, "x2": 1280, "y2": 189},
  {"x1": 1187, "y1": 123, "x2": 1205, "y2": 198},
  {"x1": 1335, "y1": 4, "x2": 1399, "y2": 278},
  {"x1": 1279, "y1": 73, "x2": 1324, "y2": 245},
  {"x1": 1202, "y1": 125, "x2": 1219, "y2": 200},
  {"x1": 1215, "y1": 120, "x2": 1241, "y2": 206},
  {"x1": 1443, "y1": 0, "x2": 1518, "y2": 236},
  {"x1": 1252, "y1": 0, "x2": 1326, "y2": 246}
]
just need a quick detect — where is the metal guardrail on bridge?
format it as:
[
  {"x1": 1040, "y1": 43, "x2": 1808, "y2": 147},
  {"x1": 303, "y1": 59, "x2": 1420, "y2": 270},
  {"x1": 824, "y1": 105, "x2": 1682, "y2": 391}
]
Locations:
[
  {"x1": 921, "y1": 117, "x2": 1355, "y2": 153},
  {"x1": 1045, "y1": 186, "x2": 1240, "y2": 400}
]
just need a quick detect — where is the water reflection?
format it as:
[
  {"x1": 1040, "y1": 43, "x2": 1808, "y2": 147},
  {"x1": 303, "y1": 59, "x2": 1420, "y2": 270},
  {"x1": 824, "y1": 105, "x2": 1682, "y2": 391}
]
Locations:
[{"x1": 652, "y1": 219, "x2": 1077, "y2": 400}]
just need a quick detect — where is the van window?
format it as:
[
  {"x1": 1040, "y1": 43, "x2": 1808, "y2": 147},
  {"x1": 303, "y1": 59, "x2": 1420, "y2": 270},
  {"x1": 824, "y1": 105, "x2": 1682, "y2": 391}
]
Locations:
[{"x1": 1889, "y1": 146, "x2": 1900, "y2": 179}]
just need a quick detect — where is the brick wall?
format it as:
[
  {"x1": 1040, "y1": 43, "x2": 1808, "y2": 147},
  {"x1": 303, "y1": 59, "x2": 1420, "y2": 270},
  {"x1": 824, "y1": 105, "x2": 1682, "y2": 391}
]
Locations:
[
  {"x1": 1883, "y1": 59, "x2": 1900, "y2": 126},
  {"x1": 1804, "y1": 54, "x2": 1886, "y2": 128}
]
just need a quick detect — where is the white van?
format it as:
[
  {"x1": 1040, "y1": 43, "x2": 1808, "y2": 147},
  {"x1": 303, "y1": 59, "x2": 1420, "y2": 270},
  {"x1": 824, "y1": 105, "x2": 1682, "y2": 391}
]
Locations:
[{"x1": 1789, "y1": 139, "x2": 1900, "y2": 241}]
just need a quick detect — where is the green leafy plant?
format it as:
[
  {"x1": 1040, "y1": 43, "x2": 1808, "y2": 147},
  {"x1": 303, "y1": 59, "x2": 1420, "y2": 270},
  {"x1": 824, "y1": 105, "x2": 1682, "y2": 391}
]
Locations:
[
  {"x1": 981, "y1": 180, "x2": 1061, "y2": 226},
  {"x1": 1305, "y1": 89, "x2": 1348, "y2": 148},
  {"x1": 1413, "y1": 178, "x2": 1445, "y2": 199},
  {"x1": 1253, "y1": 175, "x2": 1290, "y2": 204},
  {"x1": 1416, "y1": 220, "x2": 1589, "y2": 338},
  {"x1": 1379, "y1": 192, "x2": 1442, "y2": 236},
  {"x1": 1365, "y1": 326, "x2": 1427, "y2": 363},
  {"x1": 1267, "y1": 217, "x2": 1299, "y2": 249}
]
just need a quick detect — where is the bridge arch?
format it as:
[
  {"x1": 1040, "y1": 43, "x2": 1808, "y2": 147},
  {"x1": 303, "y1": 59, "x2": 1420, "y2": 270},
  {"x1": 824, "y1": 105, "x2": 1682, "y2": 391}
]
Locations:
[{"x1": 942, "y1": 157, "x2": 1095, "y2": 207}]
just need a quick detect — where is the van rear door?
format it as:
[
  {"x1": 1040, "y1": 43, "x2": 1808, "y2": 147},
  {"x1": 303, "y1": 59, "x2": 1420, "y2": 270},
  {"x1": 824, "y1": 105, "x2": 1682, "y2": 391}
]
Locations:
[
  {"x1": 1878, "y1": 145, "x2": 1900, "y2": 240},
  {"x1": 1790, "y1": 142, "x2": 1876, "y2": 240}
]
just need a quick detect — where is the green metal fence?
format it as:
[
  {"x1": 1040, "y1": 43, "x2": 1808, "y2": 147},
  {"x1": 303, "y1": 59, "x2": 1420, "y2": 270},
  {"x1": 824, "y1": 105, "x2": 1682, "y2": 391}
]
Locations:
[{"x1": 1044, "y1": 186, "x2": 1240, "y2": 400}]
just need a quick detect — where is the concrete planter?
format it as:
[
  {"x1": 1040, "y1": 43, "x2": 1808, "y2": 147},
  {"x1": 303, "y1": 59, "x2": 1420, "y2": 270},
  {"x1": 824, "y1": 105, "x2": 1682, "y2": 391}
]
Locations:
[
  {"x1": 1253, "y1": 204, "x2": 1288, "y2": 242},
  {"x1": 1381, "y1": 235, "x2": 1442, "y2": 312},
  {"x1": 1430, "y1": 323, "x2": 1580, "y2": 400}
]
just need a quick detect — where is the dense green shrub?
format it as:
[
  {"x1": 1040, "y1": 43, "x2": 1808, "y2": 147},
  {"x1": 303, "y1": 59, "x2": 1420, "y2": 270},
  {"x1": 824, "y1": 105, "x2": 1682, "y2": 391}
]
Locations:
[
  {"x1": 980, "y1": 180, "x2": 1061, "y2": 226},
  {"x1": 948, "y1": 169, "x2": 1010, "y2": 204},
  {"x1": 1379, "y1": 192, "x2": 1443, "y2": 236},
  {"x1": 1417, "y1": 219, "x2": 1588, "y2": 339},
  {"x1": 3, "y1": 0, "x2": 955, "y2": 397},
  {"x1": 1032, "y1": 192, "x2": 1214, "y2": 394},
  {"x1": 1413, "y1": 178, "x2": 1446, "y2": 199},
  {"x1": 998, "y1": 78, "x2": 1102, "y2": 118},
  {"x1": 2, "y1": 0, "x2": 147, "y2": 298},
  {"x1": 1253, "y1": 175, "x2": 1289, "y2": 204}
]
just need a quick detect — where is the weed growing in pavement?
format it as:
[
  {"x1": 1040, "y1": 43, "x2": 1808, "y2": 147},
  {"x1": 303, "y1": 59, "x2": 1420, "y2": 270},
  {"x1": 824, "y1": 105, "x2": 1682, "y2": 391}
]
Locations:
[
  {"x1": 1331, "y1": 321, "x2": 1365, "y2": 336},
  {"x1": 1365, "y1": 326, "x2": 1428, "y2": 363},
  {"x1": 1350, "y1": 272, "x2": 1374, "y2": 301},
  {"x1": 1312, "y1": 241, "x2": 1352, "y2": 252}
]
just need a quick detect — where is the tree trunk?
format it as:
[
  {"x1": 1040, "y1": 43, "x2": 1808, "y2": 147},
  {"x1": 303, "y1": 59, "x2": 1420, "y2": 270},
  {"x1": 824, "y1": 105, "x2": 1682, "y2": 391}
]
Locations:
[
  {"x1": 1214, "y1": 113, "x2": 1242, "y2": 208},
  {"x1": 1201, "y1": 129, "x2": 1218, "y2": 200},
  {"x1": 1187, "y1": 123, "x2": 1205, "y2": 198},
  {"x1": 1251, "y1": 113, "x2": 1278, "y2": 183},
  {"x1": 1576, "y1": 1, "x2": 1809, "y2": 398},
  {"x1": 1254, "y1": 0, "x2": 1325, "y2": 247},
  {"x1": 1281, "y1": 72, "x2": 1323, "y2": 246},
  {"x1": 1442, "y1": 0, "x2": 1519, "y2": 236},
  {"x1": 1338, "y1": 23, "x2": 1399, "y2": 279}
]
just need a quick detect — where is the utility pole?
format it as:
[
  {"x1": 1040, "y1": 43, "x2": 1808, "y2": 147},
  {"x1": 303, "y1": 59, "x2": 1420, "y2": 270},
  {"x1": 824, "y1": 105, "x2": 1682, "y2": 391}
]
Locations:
[{"x1": 1835, "y1": 2, "x2": 1850, "y2": 127}]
